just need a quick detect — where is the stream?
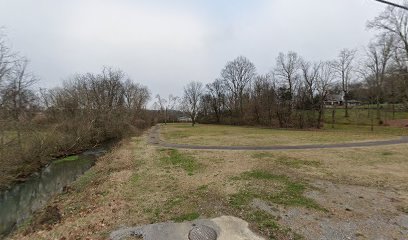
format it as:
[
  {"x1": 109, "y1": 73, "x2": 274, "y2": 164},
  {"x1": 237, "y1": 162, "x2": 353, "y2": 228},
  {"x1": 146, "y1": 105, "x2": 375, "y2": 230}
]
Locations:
[{"x1": 0, "y1": 147, "x2": 107, "y2": 238}]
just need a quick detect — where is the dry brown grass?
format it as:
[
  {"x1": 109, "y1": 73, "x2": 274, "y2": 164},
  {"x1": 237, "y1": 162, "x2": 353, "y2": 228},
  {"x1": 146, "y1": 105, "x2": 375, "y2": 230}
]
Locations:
[
  {"x1": 11, "y1": 128, "x2": 408, "y2": 239},
  {"x1": 161, "y1": 123, "x2": 405, "y2": 147}
]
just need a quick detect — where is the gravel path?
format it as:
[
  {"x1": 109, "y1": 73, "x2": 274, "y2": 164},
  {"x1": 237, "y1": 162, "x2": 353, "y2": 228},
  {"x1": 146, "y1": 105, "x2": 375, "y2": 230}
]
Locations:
[{"x1": 148, "y1": 126, "x2": 408, "y2": 151}]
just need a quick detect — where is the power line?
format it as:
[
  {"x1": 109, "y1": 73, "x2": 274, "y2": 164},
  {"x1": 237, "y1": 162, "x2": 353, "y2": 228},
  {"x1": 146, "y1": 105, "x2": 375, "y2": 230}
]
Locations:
[{"x1": 374, "y1": 0, "x2": 408, "y2": 10}]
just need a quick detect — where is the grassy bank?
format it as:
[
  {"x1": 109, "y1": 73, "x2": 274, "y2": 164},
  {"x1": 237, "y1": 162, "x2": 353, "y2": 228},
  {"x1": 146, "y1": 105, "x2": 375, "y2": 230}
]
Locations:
[
  {"x1": 161, "y1": 123, "x2": 407, "y2": 147},
  {"x1": 0, "y1": 120, "x2": 148, "y2": 191},
  {"x1": 0, "y1": 129, "x2": 102, "y2": 191}
]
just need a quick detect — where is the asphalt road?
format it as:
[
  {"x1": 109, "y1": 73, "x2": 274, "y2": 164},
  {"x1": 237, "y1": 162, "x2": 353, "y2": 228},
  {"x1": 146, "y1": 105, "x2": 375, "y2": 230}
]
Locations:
[{"x1": 148, "y1": 126, "x2": 408, "y2": 151}]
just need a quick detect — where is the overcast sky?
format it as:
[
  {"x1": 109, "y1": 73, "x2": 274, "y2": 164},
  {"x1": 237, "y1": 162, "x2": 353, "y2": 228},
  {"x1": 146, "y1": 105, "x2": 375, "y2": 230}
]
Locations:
[{"x1": 0, "y1": 0, "x2": 391, "y2": 102}]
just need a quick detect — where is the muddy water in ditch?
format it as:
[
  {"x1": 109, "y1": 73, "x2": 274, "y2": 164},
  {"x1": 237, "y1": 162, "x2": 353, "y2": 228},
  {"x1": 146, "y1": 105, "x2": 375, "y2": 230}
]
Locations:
[{"x1": 0, "y1": 148, "x2": 107, "y2": 238}]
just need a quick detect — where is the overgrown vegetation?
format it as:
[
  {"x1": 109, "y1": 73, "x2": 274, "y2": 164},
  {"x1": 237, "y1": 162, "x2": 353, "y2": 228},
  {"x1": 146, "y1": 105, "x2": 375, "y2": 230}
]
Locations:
[
  {"x1": 159, "y1": 149, "x2": 201, "y2": 175},
  {"x1": 0, "y1": 31, "x2": 153, "y2": 189},
  {"x1": 54, "y1": 155, "x2": 79, "y2": 164}
]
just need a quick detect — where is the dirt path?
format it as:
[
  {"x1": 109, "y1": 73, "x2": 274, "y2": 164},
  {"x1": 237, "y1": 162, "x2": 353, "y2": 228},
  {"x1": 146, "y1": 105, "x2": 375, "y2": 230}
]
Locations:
[{"x1": 148, "y1": 125, "x2": 408, "y2": 151}]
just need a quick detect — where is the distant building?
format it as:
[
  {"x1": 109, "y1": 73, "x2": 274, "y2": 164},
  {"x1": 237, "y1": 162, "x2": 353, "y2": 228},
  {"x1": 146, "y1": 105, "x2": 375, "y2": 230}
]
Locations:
[
  {"x1": 347, "y1": 100, "x2": 361, "y2": 106},
  {"x1": 177, "y1": 116, "x2": 192, "y2": 122},
  {"x1": 324, "y1": 93, "x2": 361, "y2": 107},
  {"x1": 324, "y1": 94, "x2": 344, "y2": 106}
]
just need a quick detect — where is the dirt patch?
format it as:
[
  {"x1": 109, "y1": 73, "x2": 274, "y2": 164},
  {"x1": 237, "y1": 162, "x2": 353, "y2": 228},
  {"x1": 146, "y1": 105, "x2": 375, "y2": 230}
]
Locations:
[
  {"x1": 386, "y1": 119, "x2": 408, "y2": 128},
  {"x1": 251, "y1": 180, "x2": 408, "y2": 240}
]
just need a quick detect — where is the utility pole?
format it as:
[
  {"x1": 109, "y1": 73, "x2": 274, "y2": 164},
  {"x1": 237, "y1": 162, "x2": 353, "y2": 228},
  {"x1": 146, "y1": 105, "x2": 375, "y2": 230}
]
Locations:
[{"x1": 374, "y1": 0, "x2": 408, "y2": 10}]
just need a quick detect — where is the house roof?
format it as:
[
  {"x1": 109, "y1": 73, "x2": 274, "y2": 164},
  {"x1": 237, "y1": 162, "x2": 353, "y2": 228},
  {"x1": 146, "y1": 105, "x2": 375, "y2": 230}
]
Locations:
[{"x1": 325, "y1": 94, "x2": 343, "y2": 102}]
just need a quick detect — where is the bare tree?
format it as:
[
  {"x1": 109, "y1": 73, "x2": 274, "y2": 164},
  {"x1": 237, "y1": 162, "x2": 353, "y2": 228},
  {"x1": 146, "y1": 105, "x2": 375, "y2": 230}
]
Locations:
[
  {"x1": 206, "y1": 79, "x2": 225, "y2": 123},
  {"x1": 0, "y1": 32, "x2": 13, "y2": 80},
  {"x1": 368, "y1": 2, "x2": 408, "y2": 63},
  {"x1": 1, "y1": 59, "x2": 37, "y2": 119},
  {"x1": 0, "y1": 30, "x2": 17, "y2": 153},
  {"x1": 332, "y1": 49, "x2": 357, "y2": 117},
  {"x1": 251, "y1": 74, "x2": 277, "y2": 125},
  {"x1": 275, "y1": 51, "x2": 301, "y2": 107},
  {"x1": 182, "y1": 81, "x2": 203, "y2": 126},
  {"x1": 274, "y1": 51, "x2": 301, "y2": 127},
  {"x1": 0, "y1": 31, "x2": 18, "y2": 109},
  {"x1": 123, "y1": 79, "x2": 150, "y2": 113},
  {"x1": 221, "y1": 56, "x2": 256, "y2": 118},
  {"x1": 368, "y1": 2, "x2": 408, "y2": 106},
  {"x1": 300, "y1": 59, "x2": 320, "y2": 107},
  {"x1": 364, "y1": 35, "x2": 394, "y2": 120},
  {"x1": 155, "y1": 94, "x2": 178, "y2": 124},
  {"x1": 316, "y1": 62, "x2": 335, "y2": 128},
  {"x1": 1, "y1": 59, "x2": 37, "y2": 147}
]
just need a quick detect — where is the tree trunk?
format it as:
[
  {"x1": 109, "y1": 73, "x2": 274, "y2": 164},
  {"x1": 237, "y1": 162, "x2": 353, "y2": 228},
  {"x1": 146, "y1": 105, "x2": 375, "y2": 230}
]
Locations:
[
  {"x1": 191, "y1": 114, "x2": 196, "y2": 127},
  {"x1": 331, "y1": 106, "x2": 336, "y2": 129},
  {"x1": 376, "y1": 96, "x2": 381, "y2": 121},
  {"x1": 164, "y1": 108, "x2": 167, "y2": 125},
  {"x1": 369, "y1": 104, "x2": 374, "y2": 132},
  {"x1": 317, "y1": 107, "x2": 323, "y2": 129},
  {"x1": 0, "y1": 125, "x2": 4, "y2": 160},
  {"x1": 392, "y1": 103, "x2": 395, "y2": 120},
  {"x1": 239, "y1": 92, "x2": 244, "y2": 124},
  {"x1": 344, "y1": 91, "x2": 349, "y2": 118}
]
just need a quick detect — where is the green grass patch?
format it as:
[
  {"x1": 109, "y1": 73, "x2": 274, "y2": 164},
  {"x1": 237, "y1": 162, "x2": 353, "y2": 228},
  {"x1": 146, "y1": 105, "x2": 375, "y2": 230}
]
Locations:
[
  {"x1": 251, "y1": 152, "x2": 275, "y2": 159},
  {"x1": 266, "y1": 181, "x2": 321, "y2": 209},
  {"x1": 247, "y1": 210, "x2": 280, "y2": 232},
  {"x1": 229, "y1": 191, "x2": 255, "y2": 208},
  {"x1": 173, "y1": 212, "x2": 200, "y2": 222},
  {"x1": 54, "y1": 155, "x2": 79, "y2": 164},
  {"x1": 147, "y1": 194, "x2": 198, "y2": 223},
  {"x1": 159, "y1": 149, "x2": 200, "y2": 175},
  {"x1": 231, "y1": 170, "x2": 323, "y2": 210},
  {"x1": 243, "y1": 209, "x2": 303, "y2": 240},
  {"x1": 252, "y1": 153, "x2": 322, "y2": 168},
  {"x1": 381, "y1": 151, "x2": 394, "y2": 156},
  {"x1": 230, "y1": 196, "x2": 304, "y2": 239},
  {"x1": 242, "y1": 171, "x2": 288, "y2": 181},
  {"x1": 130, "y1": 174, "x2": 140, "y2": 185},
  {"x1": 72, "y1": 170, "x2": 97, "y2": 192},
  {"x1": 164, "y1": 196, "x2": 185, "y2": 211}
]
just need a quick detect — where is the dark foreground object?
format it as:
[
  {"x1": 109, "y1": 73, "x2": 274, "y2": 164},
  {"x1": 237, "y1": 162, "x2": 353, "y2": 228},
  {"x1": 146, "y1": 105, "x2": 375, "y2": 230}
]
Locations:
[
  {"x1": 189, "y1": 224, "x2": 217, "y2": 240},
  {"x1": 110, "y1": 216, "x2": 264, "y2": 240}
]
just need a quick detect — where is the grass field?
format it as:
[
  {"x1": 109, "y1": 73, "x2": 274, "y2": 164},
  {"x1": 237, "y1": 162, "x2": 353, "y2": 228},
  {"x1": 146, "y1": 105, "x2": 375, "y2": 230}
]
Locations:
[
  {"x1": 10, "y1": 124, "x2": 408, "y2": 240},
  {"x1": 161, "y1": 123, "x2": 407, "y2": 147},
  {"x1": 323, "y1": 106, "x2": 408, "y2": 125}
]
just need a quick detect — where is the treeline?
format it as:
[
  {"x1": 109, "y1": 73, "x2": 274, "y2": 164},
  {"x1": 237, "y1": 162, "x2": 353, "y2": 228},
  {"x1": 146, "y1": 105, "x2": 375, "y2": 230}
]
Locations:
[
  {"x1": 0, "y1": 32, "x2": 151, "y2": 188},
  {"x1": 180, "y1": 5, "x2": 408, "y2": 127},
  {"x1": 182, "y1": 55, "x2": 342, "y2": 128},
  {"x1": 41, "y1": 67, "x2": 151, "y2": 144}
]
